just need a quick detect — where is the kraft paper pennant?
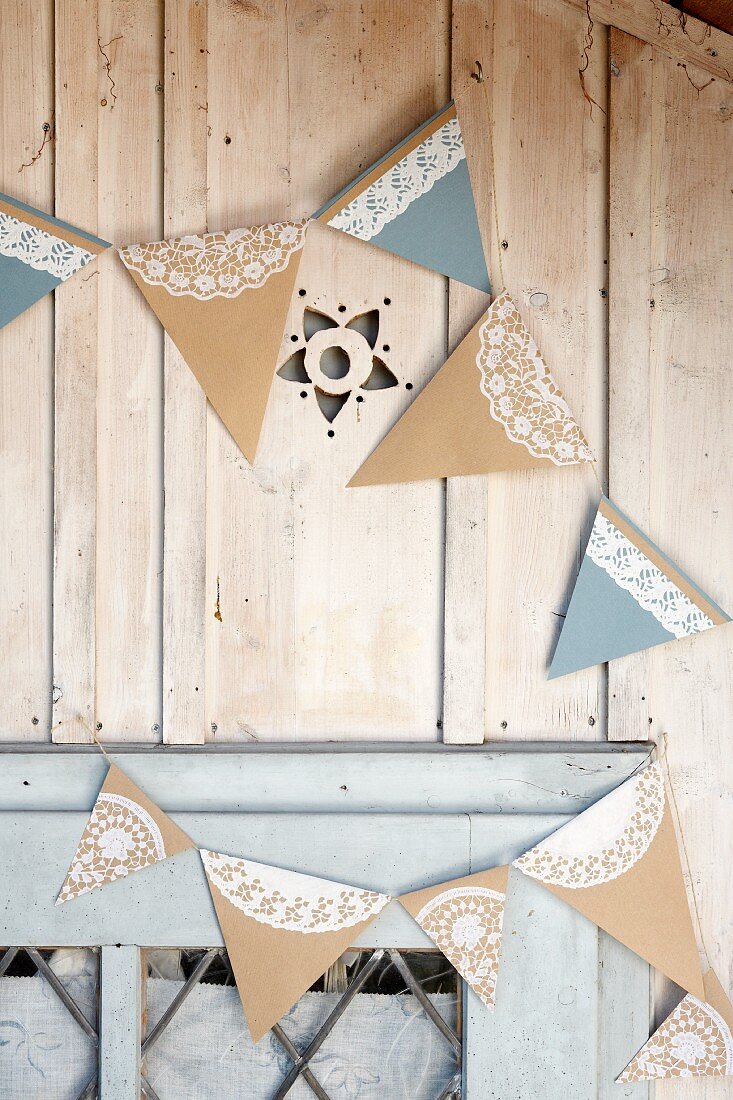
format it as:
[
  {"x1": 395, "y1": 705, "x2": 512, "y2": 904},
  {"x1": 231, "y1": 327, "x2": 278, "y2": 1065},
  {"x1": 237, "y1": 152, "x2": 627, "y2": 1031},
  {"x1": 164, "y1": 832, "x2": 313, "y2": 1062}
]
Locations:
[
  {"x1": 201, "y1": 850, "x2": 391, "y2": 1043},
  {"x1": 56, "y1": 764, "x2": 195, "y2": 904},
  {"x1": 315, "y1": 101, "x2": 489, "y2": 292},
  {"x1": 399, "y1": 865, "x2": 509, "y2": 1009},
  {"x1": 119, "y1": 219, "x2": 309, "y2": 463},
  {"x1": 349, "y1": 291, "x2": 593, "y2": 486},
  {"x1": 0, "y1": 192, "x2": 109, "y2": 329},
  {"x1": 618, "y1": 969, "x2": 733, "y2": 1082},
  {"x1": 513, "y1": 762, "x2": 705, "y2": 999},
  {"x1": 549, "y1": 496, "x2": 729, "y2": 679}
]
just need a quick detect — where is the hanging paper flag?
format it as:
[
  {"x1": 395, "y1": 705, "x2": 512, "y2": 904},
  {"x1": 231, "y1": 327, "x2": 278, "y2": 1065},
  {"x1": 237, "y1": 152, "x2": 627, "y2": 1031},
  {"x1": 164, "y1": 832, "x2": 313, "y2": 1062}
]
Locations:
[
  {"x1": 399, "y1": 865, "x2": 509, "y2": 1009},
  {"x1": 513, "y1": 762, "x2": 704, "y2": 999},
  {"x1": 349, "y1": 291, "x2": 593, "y2": 486},
  {"x1": 0, "y1": 192, "x2": 109, "y2": 329},
  {"x1": 119, "y1": 219, "x2": 309, "y2": 463},
  {"x1": 618, "y1": 968, "x2": 733, "y2": 1082},
  {"x1": 549, "y1": 496, "x2": 729, "y2": 679},
  {"x1": 315, "y1": 101, "x2": 489, "y2": 292},
  {"x1": 56, "y1": 764, "x2": 195, "y2": 904},
  {"x1": 200, "y1": 850, "x2": 391, "y2": 1043}
]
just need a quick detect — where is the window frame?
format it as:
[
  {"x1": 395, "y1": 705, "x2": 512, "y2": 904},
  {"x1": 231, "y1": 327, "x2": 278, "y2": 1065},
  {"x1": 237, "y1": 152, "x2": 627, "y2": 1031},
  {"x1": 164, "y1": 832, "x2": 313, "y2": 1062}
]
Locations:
[{"x1": 0, "y1": 742, "x2": 653, "y2": 1099}]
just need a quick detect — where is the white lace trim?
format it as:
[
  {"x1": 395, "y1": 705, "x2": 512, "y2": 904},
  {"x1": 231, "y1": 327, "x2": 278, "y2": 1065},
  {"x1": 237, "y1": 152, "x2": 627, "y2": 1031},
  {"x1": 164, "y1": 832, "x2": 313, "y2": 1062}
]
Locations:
[
  {"x1": 619, "y1": 995, "x2": 733, "y2": 1081},
  {"x1": 0, "y1": 211, "x2": 94, "y2": 280},
  {"x1": 119, "y1": 220, "x2": 308, "y2": 300},
  {"x1": 588, "y1": 511, "x2": 715, "y2": 639},
  {"x1": 514, "y1": 763, "x2": 665, "y2": 888},
  {"x1": 57, "y1": 793, "x2": 166, "y2": 903},
  {"x1": 326, "y1": 117, "x2": 465, "y2": 241},
  {"x1": 475, "y1": 292, "x2": 594, "y2": 466},
  {"x1": 414, "y1": 886, "x2": 505, "y2": 1009},
  {"x1": 201, "y1": 851, "x2": 391, "y2": 934}
]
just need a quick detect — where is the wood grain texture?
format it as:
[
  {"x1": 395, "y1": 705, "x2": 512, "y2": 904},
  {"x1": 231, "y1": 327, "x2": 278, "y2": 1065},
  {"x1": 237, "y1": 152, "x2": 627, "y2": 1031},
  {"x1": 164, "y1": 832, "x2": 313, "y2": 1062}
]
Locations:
[
  {"x1": 561, "y1": 0, "x2": 733, "y2": 81},
  {"x1": 608, "y1": 29, "x2": 733, "y2": 1099},
  {"x1": 94, "y1": 3, "x2": 164, "y2": 740},
  {"x1": 53, "y1": 0, "x2": 100, "y2": 743},
  {"x1": 162, "y1": 0, "x2": 208, "y2": 743},
  {"x1": 477, "y1": 0, "x2": 608, "y2": 741},
  {"x1": 0, "y1": 1, "x2": 54, "y2": 740}
]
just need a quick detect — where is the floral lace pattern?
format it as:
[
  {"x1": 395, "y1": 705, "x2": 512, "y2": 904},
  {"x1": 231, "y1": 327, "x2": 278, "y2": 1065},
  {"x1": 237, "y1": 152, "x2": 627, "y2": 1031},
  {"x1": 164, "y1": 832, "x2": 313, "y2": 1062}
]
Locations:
[
  {"x1": 415, "y1": 886, "x2": 505, "y2": 1008},
  {"x1": 57, "y1": 793, "x2": 166, "y2": 903},
  {"x1": 588, "y1": 511, "x2": 715, "y2": 639},
  {"x1": 119, "y1": 220, "x2": 308, "y2": 300},
  {"x1": 326, "y1": 117, "x2": 465, "y2": 240},
  {"x1": 475, "y1": 292, "x2": 594, "y2": 466},
  {"x1": 201, "y1": 851, "x2": 390, "y2": 934},
  {"x1": 514, "y1": 763, "x2": 665, "y2": 889},
  {"x1": 0, "y1": 212, "x2": 94, "y2": 281},
  {"x1": 618, "y1": 995, "x2": 733, "y2": 1081}
]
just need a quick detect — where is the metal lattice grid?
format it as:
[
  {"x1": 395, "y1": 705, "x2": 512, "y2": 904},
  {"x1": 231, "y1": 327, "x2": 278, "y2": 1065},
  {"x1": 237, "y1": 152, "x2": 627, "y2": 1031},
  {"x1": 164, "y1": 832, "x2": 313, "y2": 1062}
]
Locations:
[
  {"x1": 0, "y1": 946, "x2": 100, "y2": 1100},
  {"x1": 141, "y1": 947, "x2": 462, "y2": 1099}
]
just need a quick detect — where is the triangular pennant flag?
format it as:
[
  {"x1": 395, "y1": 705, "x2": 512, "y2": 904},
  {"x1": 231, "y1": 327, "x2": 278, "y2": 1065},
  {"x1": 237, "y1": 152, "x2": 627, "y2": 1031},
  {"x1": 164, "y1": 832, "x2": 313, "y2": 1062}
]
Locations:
[
  {"x1": 513, "y1": 762, "x2": 704, "y2": 999},
  {"x1": 315, "y1": 101, "x2": 489, "y2": 292},
  {"x1": 549, "y1": 496, "x2": 729, "y2": 678},
  {"x1": 0, "y1": 192, "x2": 109, "y2": 329},
  {"x1": 618, "y1": 969, "x2": 733, "y2": 1081},
  {"x1": 201, "y1": 850, "x2": 391, "y2": 1043},
  {"x1": 399, "y1": 865, "x2": 509, "y2": 1008},
  {"x1": 119, "y1": 219, "x2": 309, "y2": 463},
  {"x1": 349, "y1": 291, "x2": 593, "y2": 486},
  {"x1": 56, "y1": 763, "x2": 195, "y2": 903}
]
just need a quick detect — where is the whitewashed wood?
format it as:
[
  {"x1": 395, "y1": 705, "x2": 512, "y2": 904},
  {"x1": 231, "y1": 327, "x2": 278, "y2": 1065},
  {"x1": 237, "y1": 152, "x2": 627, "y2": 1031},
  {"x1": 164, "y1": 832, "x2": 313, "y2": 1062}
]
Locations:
[
  {"x1": 560, "y1": 0, "x2": 733, "y2": 81},
  {"x1": 0, "y1": 0, "x2": 54, "y2": 740},
  {"x1": 53, "y1": 0, "x2": 100, "y2": 744},
  {"x1": 477, "y1": 0, "x2": 607, "y2": 740},
  {"x1": 0, "y1": 743, "x2": 650, "y2": 811},
  {"x1": 99, "y1": 944, "x2": 141, "y2": 1100},
  {"x1": 203, "y1": 2, "x2": 448, "y2": 741},
  {"x1": 162, "y1": 0, "x2": 207, "y2": 744},
  {"x1": 608, "y1": 30, "x2": 733, "y2": 1100},
  {"x1": 95, "y1": 4, "x2": 163, "y2": 740}
]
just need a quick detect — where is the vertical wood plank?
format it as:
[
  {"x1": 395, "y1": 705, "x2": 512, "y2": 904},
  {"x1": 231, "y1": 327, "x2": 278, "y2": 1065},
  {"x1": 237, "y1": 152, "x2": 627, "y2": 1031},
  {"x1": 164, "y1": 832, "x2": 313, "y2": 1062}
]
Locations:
[
  {"x1": 608, "y1": 33, "x2": 733, "y2": 1100},
  {"x1": 204, "y1": 0, "x2": 450, "y2": 742},
  {"x1": 162, "y1": 0, "x2": 208, "y2": 743},
  {"x1": 53, "y1": 0, "x2": 100, "y2": 743},
  {"x1": 95, "y1": 3, "x2": 164, "y2": 740},
  {"x1": 480, "y1": 0, "x2": 608, "y2": 741},
  {"x1": 99, "y1": 944, "x2": 141, "y2": 1100},
  {"x1": 0, "y1": 0, "x2": 54, "y2": 739},
  {"x1": 443, "y1": 5, "x2": 493, "y2": 745}
]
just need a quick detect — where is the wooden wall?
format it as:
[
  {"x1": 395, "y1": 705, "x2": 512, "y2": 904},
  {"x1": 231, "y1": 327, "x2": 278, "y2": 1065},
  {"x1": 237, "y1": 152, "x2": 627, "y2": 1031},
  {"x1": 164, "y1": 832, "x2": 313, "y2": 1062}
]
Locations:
[{"x1": 1, "y1": 0, "x2": 732, "y2": 1080}]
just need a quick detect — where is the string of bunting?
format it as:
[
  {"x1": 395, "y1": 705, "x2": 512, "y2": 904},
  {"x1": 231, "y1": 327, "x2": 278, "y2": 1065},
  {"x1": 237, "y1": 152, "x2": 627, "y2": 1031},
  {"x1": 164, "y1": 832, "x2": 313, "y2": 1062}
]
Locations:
[{"x1": 54, "y1": 751, "x2": 733, "y2": 1081}]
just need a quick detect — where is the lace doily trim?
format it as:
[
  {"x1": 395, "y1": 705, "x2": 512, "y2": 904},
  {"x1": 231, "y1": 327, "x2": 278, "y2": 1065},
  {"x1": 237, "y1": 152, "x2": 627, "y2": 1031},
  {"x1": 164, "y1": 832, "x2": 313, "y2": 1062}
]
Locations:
[
  {"x1": 475, "y1": 292, "x2": 594, "y2": 466},
  {"x1": 588, "y1": 511, "x2": 715, "y2": 639},
  {"x1": 119, "y1": 220, "x2": 308, "y2": 300},
  {"x1": 514, "y1": 764, "x2": 665, "y2": 889},
  {"x1": 57, "y1": 793, "x2": 166, "y2": 903},
  {"x1": 201, "y1": 851, "x2": 390, "y2": 934},
  {"x1": 415, "y1": 886, "x2": 505, "y2": 1009},
  {"x1": 619, "y1": 995, "x2": 733, "y2": 1081},
  {"x1": 0, "y1": 211, "x2": 94, "y2": 281},
  {"x1": 326, "y1": 117, "x2": 465, "y2": 241}
]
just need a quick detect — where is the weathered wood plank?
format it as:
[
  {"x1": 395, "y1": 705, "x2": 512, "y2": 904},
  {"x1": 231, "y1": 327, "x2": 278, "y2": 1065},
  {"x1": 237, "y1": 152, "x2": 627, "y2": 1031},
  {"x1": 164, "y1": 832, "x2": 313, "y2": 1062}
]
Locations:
[
  {"x1": 561, "y1": 0, "x2": 733, "y2": 82},
  {"x1": 0, "y1": 1, "x2": 54, "y2": 739},
  {"x1": 0, "y1": 743, "x2": 651, "y2": 812},
  {"x1": 162, "y1": 0, "x2": 208, "y2": 744},
  {"x1": 443, "y1": 8, "x2": 494, "y2": 745},
  {"x1": 53, "y1": 0, "x2": 100, "y2": 744},
  {"x1": 99, "y1": 944, "x2": 141, "y2": 1100},
  {"x1": 95, "y1": 3, "x2": 163, "y2": 740},
  {"x1": 479, "y1": 0, "x2": 608, "y2": 739}
]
